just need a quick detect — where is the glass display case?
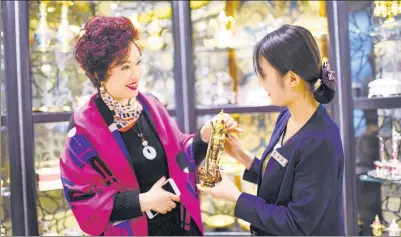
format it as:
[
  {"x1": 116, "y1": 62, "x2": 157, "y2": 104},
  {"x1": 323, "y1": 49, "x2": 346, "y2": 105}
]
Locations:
[
  {"x1": 1, "y1": 0, "x2": 369, "y2": 236},
  {"x1": 347, "y1": 1, "x2": 401, "y2": 235},
  {"x1": 192, "y1": 1, "x2": 329, "y2": 107},
  {"x1": 27, "y1": 1, "x2": 177, "y2": 235}
]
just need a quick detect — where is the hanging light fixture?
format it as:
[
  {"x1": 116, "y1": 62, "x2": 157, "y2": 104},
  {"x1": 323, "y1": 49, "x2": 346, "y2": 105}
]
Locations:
[
  {"x1": 373, "y1": 1, "x2": 401, "y2": 21},
  {"x1": 146, "y1": 17, "x2": 165, "y2": 51},
  {"x1": 131, "y1": 12, "x2": 141, "y2": 31},
  {"x1": 203, "y1": 10, "x2": 236, "y2": 48},
  {"x1": 34, "y1": 1, "x2": 52, "y2": 52},
  {"x1": 293, "y1": 1, "x2": 328, "y2": 38},
  {"x1": 54, "y1": 1, "x2": 74, "y2": 71},
  {"x1": 55, "y1": 1, "x2": 74, "y2": 54}
]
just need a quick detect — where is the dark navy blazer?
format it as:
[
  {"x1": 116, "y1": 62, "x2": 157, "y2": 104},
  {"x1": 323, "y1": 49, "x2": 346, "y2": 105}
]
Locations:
[{"x1": 234, "y1": 104, "x2": 346, "y2": 236}]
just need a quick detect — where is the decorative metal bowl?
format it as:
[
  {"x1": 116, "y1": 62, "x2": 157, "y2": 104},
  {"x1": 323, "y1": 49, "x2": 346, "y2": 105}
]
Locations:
[{"x1": 204, "y1": 215, "x2": 235, "y2": 229}]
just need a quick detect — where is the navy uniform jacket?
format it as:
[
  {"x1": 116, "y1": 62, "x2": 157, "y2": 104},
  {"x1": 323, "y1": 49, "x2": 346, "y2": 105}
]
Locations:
[{"x1": 234, "y1": 104, "x2": 346, "y2": 236}]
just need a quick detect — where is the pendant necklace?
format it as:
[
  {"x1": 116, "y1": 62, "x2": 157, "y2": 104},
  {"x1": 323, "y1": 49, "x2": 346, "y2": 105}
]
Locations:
[{"x1": 134, "y1": 119, "x2": 157, "y2": 160}]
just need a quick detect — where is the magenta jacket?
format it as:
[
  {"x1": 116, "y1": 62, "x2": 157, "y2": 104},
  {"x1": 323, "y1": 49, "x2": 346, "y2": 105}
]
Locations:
[{"x1": 60, "y1": 92, "x2": 204, "y2": 236}]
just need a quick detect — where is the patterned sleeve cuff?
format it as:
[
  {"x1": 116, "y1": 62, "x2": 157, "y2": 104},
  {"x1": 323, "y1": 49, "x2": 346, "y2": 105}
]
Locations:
[
  {"x1": 110, "y1": 190, "x2": 143, "y2": 221},
  {"x1": 193, "y1": 129, "x2": 209, "y2": 166}
]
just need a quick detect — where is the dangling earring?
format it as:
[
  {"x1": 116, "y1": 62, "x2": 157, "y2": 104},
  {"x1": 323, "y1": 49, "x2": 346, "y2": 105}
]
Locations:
[{"x1": 100, "y1": 81, "x2": 105, "y2": 92}]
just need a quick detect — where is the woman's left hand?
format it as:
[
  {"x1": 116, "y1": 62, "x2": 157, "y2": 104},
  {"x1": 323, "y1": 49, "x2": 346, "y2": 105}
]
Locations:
[
  {"x1": 200, "y1": 113, "x2": 244, "y2": 143},
  {"x1": 196, "y1": 171, "x2": 242, "y2": 203}
]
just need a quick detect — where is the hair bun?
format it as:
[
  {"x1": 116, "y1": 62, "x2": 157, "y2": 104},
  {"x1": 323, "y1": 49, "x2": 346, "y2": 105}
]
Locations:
[
  {"x1": 313, "y1": 83, "x2": 335, "y2": 104},
  {"x1": 313, "y1": 62, "x2": 337, "y2": 104}
]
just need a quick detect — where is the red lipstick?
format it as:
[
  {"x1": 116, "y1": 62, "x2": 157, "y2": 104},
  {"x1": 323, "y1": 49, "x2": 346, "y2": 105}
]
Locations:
[{"x1": 127, "y1": 82, "x2": 138, "y2": 90}]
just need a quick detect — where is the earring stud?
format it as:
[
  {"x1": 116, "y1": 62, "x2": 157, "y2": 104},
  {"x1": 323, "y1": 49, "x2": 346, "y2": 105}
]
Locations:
[{"x1": 100, "y1": 81, "x2": 105, "y2": 92}]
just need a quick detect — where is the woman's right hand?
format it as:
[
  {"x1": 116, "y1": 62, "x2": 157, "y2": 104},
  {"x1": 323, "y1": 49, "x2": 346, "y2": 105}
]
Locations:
[
  {"x1": 139, "y1": 176, "x2": 180, "y2": 214},
  {"x1": 225, "y1": 133, "x2": 255, "y2": 170}
]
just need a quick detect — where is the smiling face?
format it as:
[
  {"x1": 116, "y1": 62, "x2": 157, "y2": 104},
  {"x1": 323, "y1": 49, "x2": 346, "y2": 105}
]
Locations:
[
  {"x1": 257, "y1": 56, "x2": 305, "y2": 107},
  {"x1": 102, "y1": 42, "x2": 143, "y2": 104},
  {"x1": 257, "y1": 57, "x2": 288, "y2": 106}
]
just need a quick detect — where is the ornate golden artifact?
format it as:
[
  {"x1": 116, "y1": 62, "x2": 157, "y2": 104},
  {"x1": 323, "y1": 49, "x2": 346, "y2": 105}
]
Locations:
[
  {"x1": 371, "y1": 215, "x2": 385, "y2": 236},
  {"x1": 199, "y1": 110, "x2": 228, "y2": 187},
  {"x1": 373, "y1": 1, "x2": 401, "y2": 21},
  {"x1": 204, "y1": 215, "x2": 235, "y2": 229}
]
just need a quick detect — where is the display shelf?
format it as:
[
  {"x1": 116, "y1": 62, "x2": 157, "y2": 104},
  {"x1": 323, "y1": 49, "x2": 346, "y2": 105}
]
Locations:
[
  {"x1": 204, "y1": 221, "x2": 250, "y2": 235},
  {"x1": 359, "y1": 174, "x2": 401, "y2": 227},
  {"x1": 354, "y1": 97, "x2": 401, "y2": 110},
  {"x1": 0, "y1": 101, "x2": 335, "y2": 125},
  {"x1": 0, "y1": 109, "x2": 176, "y2": 125},
  {"x1": 194, "y1": 45, "x2": 255, "y2": 53},
  {"x1": 196, "y1": 104, "x2": 334, "y2": 116},
  {"x1": 32, "y1": 112, "x2": 73, "y2": 123},
  {"x1": 205, "y1": 231, "x2": 250, "y2": 236},
  {"x1": 196, "y1": 105, "x2": 284, "y2": 116},
  {"x1": 359, "y1": 174, "x2": 401, "y2": 185}
]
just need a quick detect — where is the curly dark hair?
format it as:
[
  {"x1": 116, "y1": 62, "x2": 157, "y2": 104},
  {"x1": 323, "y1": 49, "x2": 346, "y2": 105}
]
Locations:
[{"x1": 74, "y1": 16, "x2": 141, "y2": 89}]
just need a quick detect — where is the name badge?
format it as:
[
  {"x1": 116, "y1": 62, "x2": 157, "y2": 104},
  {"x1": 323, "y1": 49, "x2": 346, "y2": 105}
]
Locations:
[{"x1": 271, "y1": 150, "x2": 288, "y2": 168}]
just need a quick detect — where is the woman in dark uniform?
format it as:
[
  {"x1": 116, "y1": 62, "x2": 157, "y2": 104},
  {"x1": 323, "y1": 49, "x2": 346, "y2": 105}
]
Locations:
[{"x1": 198, "y1": 25, "x2": 346, "y2": 236}]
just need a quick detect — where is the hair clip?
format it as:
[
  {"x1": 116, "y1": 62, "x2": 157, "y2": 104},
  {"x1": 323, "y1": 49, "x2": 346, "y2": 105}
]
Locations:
[{"x1": 320, "y1": 63, "x2": 337, "y2": 90}]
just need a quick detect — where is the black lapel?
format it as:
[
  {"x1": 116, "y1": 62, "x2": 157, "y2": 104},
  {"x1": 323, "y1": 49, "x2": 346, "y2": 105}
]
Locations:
[
  {"x1": 257, "y1": 112, "x2": 290, "y2": 193},
  {"x1": 137, "y1": 93, "x2": 159, "y2": 136},
  {"x1": 93, "y1": 94, "x2": 135, "y2": 169}
]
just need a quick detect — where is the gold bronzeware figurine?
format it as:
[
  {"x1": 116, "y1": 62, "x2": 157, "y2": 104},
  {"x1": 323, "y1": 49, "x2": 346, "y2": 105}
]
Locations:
[
  {"x1": 371, "y1": 215, "x2": 385, "y2": 236},
  {"x1": 199, "y1": 110, "x2": 228, "y2": 187}
]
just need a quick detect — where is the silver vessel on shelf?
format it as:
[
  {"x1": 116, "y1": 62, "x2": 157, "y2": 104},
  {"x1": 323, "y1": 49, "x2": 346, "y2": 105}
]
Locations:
[{"x1": 368, "y1": 78, "x2": 401, "y2": 98}]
